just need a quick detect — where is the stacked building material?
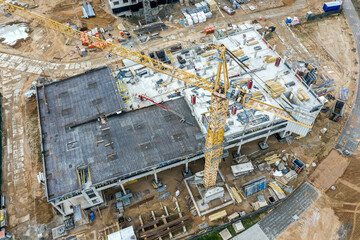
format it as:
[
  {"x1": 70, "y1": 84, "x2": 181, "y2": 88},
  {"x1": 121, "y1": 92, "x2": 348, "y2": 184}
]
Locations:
[
  {"x1": 201, "y1": 50, "x2": 216, "y2": 57},
  {"x1": 338, "y1": 87, "x2": 349, "y2": 101},
  {"x1": 266, "y1": 80, "x2": 285, "y2": 98},
  {"x1": 204, "y1": 26, "x2": 215, "y2": 34},
  {"x1": 250, "y1": 90, "x2": 263, "y2": 100},
  {"x1": 247, "y1": 40, "x2": 259, "y2": 46},
  {"x1": 228, "y1": 0, "x2": 241, "y2": 9},
  {"x1": 263, "y1": 56, "x2": 277, "y2": 63},
  {"x1": 205, "y1": 0, "x2": 217, "y2": 11},
  {"x1": 297, "y1": 88, "x2": 310, "y2": 101},
  {"x1": 80, "y1": 2, "x2": 95, "y2": 18},
  {"x1": 181, "y1": 6, "x2": 210, "y2": 25},
  {"x1": 236, "y1": 77, "x2": 251, "y2": 85},
  {"x1": 314, "y1": 79, "x2": 335, "y2": 96},
  {"x1": 230, "y1": 187, "x2": 242, "y2": 203},
  {"x1": 238, "y1": 55, "x2": 249, "y2": 62},
  {"x1": 232, "y1": 49, "x2": 244, "y2": 57},
  {"x1": 134, "y1": 22, "x2": 167, "y2": 35},
  {"x1": 209, "y1": 210, "x2": 227, "y2": 222},
  {"x1": 195, "y1": 1, "x2": 210, "y2": 12},
  {"x1": 264, "y1": 154, "x2": 281, "y2": 165},
  {"x1": 243, "y1": 176, "x2": 267, "y2": 197}
]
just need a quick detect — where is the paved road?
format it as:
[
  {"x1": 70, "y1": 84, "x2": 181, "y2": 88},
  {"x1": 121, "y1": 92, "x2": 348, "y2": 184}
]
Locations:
[
  {"x1": 336, "y1": 0, "x2": 360, "y2": 153},
  {"x1": 232, "y1": 182, "x2": 319, "y2": 240}
]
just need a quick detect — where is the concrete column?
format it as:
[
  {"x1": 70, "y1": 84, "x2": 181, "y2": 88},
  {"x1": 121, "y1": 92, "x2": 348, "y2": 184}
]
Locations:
[
  {"x1": 237, "y1": 143, "x2": 242, "y2": 155},
  {"x1": 264, "y1": 132, "x2": 270, "y2": 144},
  {"x1": 121, "y1": 183, "x2": 126, "y2": 195},
  {"x1": 264, "y1": 117, "x2": 276, "y2": 144},
  {"x1": 273, "y1": 45, "x2": 276, "y2": 51},
  {"x1": 185, "y1": 160, "x2": 189, "y2": 173},
  {"x1": 154, "y1": 169, "x2": 158, "y2": 184},
  {"x1": 238, "y1": 121, "x2": 249, "y2": 155}
]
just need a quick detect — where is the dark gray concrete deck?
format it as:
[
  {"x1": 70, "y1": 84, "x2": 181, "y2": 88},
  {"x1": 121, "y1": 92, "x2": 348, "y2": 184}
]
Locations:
[
  {"x1": 37, "y1": 67, "x2": 204, "y2": 200},
  {"x1": 233, "y1": 182, "x2": 318, "y2": 240}
]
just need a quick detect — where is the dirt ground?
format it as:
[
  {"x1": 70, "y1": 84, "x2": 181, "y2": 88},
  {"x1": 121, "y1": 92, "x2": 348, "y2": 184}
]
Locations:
[
  {"x1": 0, "y1": 0, "x2": 360, "y2": 239},
  {"x1": 309, "y1": 150, "x2": 350, "y2": 191},
  {"x1": 276, "y1": 195, "x2": 343, "y2": 240}
]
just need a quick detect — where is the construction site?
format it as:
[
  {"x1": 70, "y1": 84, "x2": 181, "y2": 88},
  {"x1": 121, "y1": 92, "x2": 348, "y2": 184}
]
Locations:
[{"x1": 0, "y1": 0, "x2": 359, "y2": 239}]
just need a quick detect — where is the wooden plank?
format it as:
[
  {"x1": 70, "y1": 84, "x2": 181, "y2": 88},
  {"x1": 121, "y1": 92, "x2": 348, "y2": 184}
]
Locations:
[
  {"x1": 146, "y1": 220, "x2": 191, "y2": 240},
  {"x1": 175, "y1": 199, "x2": 187, "y2": 233},
  {"x1": 151, "y1": 211, "x2": 162, "y2": 240},
  {"x1": 163, "y1": 206, "x2": 173, "y2": 239},
  {"x1": 137, "y1": 211, "x2": 185, "y2": 231},
  {"x1": 139, "y1": 216, "x2": 190, "y2": 238}
]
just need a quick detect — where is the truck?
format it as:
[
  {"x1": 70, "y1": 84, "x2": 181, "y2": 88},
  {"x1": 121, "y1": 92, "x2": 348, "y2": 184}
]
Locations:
[
  {"x1": 329, "y1": 100, "x2": 345, "y2": 122},
  {"x1": 221, "y1": 6, "x2": 235, "y2": 15},
  {"x1": 290, "y1": 159, "x2": 305, "y2": 174}
]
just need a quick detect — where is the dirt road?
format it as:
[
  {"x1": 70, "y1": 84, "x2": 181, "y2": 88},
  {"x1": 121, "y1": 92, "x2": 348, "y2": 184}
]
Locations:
[{"x1": 0, "y1": 0, "x2": 359, "y2": 238}]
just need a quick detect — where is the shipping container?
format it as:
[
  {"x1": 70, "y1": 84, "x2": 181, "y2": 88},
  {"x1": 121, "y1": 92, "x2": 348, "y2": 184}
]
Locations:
[
  {"x1": 243, "y1": 176, "x2": 267, "y2": 197},
  {"x1": 323, "y1": 1, "x2": 341, "y2": 12}
]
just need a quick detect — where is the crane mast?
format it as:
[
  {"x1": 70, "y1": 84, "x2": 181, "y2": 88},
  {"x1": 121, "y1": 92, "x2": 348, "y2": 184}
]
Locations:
[{"x1": 203, "y1": 47, "x2": 230, "y2": 187}]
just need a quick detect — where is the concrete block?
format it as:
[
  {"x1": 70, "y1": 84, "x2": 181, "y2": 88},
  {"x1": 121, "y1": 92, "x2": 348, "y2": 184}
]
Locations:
[
  {"x1": 233, "y1": 220, "x2": 245, "y2": 233},
  {"x1": 219, "y1": 228, "x2": 232, "y2": 240}
]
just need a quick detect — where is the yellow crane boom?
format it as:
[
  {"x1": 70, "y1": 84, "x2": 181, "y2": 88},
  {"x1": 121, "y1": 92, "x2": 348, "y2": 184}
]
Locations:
[
  {"x1": 0, "y1": 0, "x2": 312, "y2": 189},
  {"x1": 0, "y1": 1, "x2": 213, "y2": 92}
]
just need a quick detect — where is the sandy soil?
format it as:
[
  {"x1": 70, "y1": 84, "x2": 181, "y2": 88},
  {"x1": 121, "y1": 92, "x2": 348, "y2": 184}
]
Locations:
[
  {"x1": 309, "y1": 150, "x2": 350, "y2": 191},
  {"x1": 0, "y1": 0, "x2": 359, "y2": 239},
  {"x1": 276, "y1": 196, "x2": 342, "y2": 240}
]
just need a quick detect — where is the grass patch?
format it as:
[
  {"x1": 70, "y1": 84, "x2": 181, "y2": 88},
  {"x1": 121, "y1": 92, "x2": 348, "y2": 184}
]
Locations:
[
  {"x1": 197, "y1": 229, "x2": 222, "y2": 240},
  {"x1": 197, "y1": 211, "x2": 265, "y2": 239},
  {"x1": 242, "y1": 212, "x2": 262, "y2": 229},
  {"x1": 227, "y1": 225, "x2": 237, "y2": 236}
]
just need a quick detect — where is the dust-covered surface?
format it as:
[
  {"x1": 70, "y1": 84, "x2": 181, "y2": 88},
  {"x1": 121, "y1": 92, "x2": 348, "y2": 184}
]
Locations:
[
  {"x1": 309, "y1": 150, "x2": 350, "y2": 191},
  {"x1": 276, "y1": 197, "x2": 342, "y2": 240},
  {"x1": 0, "y1": 0, "x2": 359, "y2": 238},
  {"x1": 0, "y1": 23, "x2": 29, "y2": 46}
]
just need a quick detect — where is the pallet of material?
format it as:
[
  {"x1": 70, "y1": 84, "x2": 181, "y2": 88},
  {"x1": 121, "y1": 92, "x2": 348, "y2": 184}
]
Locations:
[
  {"x1": 251, "y1": 90, "x2": 263, "y2": 99},
  {"x1": 134, "y1": 22, "x2": 167, "y2": 35},
  {"x1": 228, "y1": 212, "x2": 239, "y2": 222},
  {"x1": 236, "y1": 78, "x2": 251, "y2": 85},
  {"x1": 247, "y1": 40, "x2": 259, "y2": 46},
  {"x1": 230, "y1": 187, "x2": 242, "y2": 204},
  {"x1": 202, "y1": 50, "x2": 216, "y2": 57},
  {"x1": 263, "y1": 56, "x2": 277, "y2": 63},
  {"x1": 264, "y1": 154, "x2": 281, "y2": 165},
  {"x1": 138, "y1": 216, "x2": 190, "y2": 238},
  {"x1": 209, "y1": 210, "x2": 227, "y2": 222},
  {"x1": 233, "y1": 49, "x2": 244, "y2": 57},
  {"x1": 297, "y1": 88, "x2": 310, "y2": 101},
  {"x1": 266, "y1": 81, "x2": 285, "y2": 98},
  {"x1": 208, "y1": 0, "x2": 217, "y2": 11}
]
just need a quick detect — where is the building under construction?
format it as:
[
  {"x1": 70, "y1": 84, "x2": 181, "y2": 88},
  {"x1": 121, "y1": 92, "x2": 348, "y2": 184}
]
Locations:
[
  {"x1": 108, "y1": 0, "x2": 177, "y2": 19},
  {"x1": 37, "y1": 23, "x2": 323, "y2": 216}
]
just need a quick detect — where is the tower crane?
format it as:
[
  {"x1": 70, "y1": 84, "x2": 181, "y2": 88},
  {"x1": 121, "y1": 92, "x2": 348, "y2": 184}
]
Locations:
[{"x1": 0, "y1": 1, "x2": 313, "y2": 189}]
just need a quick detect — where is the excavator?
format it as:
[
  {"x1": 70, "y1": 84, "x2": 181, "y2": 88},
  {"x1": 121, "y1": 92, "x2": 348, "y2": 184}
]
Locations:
[{"x1": 0, "y1": 0, "x2": 313, "y2": 189}]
